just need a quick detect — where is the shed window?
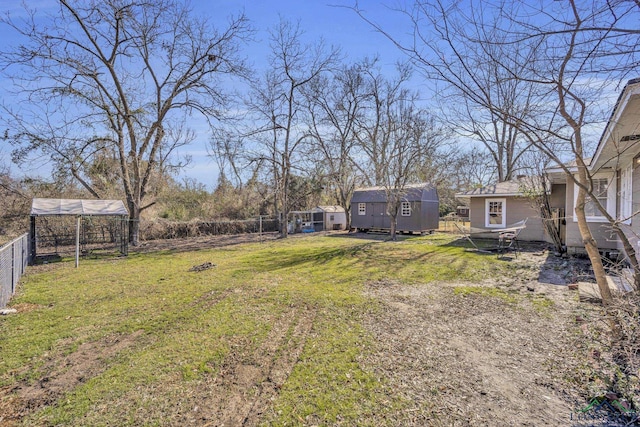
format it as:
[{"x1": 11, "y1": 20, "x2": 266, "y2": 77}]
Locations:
[
  {"x1": 485, "y1": 198, "x2": 506, "y2": 228},
  {"x1": 358, "y1": 203, "x2": 366, "y2": 215},
  {"x1": 401, "y1": 201, "x2": 411, "y2": 216}
]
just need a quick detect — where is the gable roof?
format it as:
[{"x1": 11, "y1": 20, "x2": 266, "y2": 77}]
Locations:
[
  {"x1": 351, "y1": 183, "x2": 438, "y2": 203},
  {"x1": 31, "y1": 198, "x2": 129, "y2": 216},
  {"x1": 589, "y1": 78, "x2": 640, "y2": 171},
  {"x1": 456, "y1": 177, "x2": 546, "y2": 198},
  {"x1": 315, "y1": 206, "x2": 346, "y2": 213}
]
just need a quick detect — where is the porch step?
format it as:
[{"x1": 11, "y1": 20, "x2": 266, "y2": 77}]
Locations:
[{"x1": 578, "y1": 269, "x2": 634, "y2": 302}]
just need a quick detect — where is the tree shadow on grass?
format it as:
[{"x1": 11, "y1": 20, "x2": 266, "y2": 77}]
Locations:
[{"x1": 246, "y1": 240, "x2": 377, "y2": 273}]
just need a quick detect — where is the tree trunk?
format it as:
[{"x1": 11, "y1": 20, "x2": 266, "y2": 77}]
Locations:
[
  {"x1": 281, "y1": 178, "x2": 289, "y2": 238},
  {"x1": 389, "y1": 214, "x2": 398, "y2": 241},
  {"x1": 127, "y1": 201, "x2": 140, "y2": 247},
  {"x1": 388, "y1": 201, "x2": 399, "y2": 241},
  {"x1": 575, "y1": 176, "x2": 612, "y2": 304},
  {"x1": 537, "y1": 179, "x2": 564, "y2": 253}
]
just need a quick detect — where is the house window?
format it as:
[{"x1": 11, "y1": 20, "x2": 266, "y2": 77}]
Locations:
[
  {"x1": 573, "y1": 173, "x2": 616, "y2": 222},
  {"x1": 401, "y1": 201, "x2": 411, "y2": 216},
  {"x1": 485, "y1": 198, "x2": 506, "y2": 228},
  {"x1": 329, "y1": 214, "x2": 335, "y2": 221},
  {"x1": 358, "y1": 203, "x2": 366, "y2": 215},
  {"x1": 585, "y1": 178, "x2": 608, "y2": 217}
]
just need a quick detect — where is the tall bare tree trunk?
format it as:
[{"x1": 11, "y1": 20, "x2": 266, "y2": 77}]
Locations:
[
  {"x1": 127, "y1": 201, "x2": 140, "y2": 247},
  {"x1": 575, "y1": 169, "x2": 612, "y2": 304},
  {"x1": 389, "y1": 210, "x2": 398, "y2": 241}
]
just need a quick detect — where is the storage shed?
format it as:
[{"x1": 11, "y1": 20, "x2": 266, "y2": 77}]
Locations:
[
  {"x1": 287, "y1": 206, "x2": 347, "y2": 233},
  {"x1": 350, "y1": 184, "x2": 439, "y2": 233},
  {"x1": 317, "y1": 206, "x2": 347, "y2": 231}
]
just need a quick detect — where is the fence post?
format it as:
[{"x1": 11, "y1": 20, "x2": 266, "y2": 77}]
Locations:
[
  {"x1": 75, "y1": 215, "x2": 81, "y2": 268},
  {"x1": 11, "y1": 240, "x2": 15, "y2": 294},
  {"x1": 29, "y1": 216, "x2": 36, "y2": 264}
]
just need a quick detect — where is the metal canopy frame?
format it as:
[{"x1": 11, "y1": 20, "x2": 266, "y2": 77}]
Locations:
[{"x1": 29, "y1": 198, "x2": 129, "y2": 267}]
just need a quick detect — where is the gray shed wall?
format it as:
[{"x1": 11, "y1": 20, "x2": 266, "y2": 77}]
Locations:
[{"x1": 351, "y1": 187, "x2": 439, "y2": 232}]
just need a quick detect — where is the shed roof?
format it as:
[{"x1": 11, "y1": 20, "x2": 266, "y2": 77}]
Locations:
[
  {"x1": 315, "y1": 206, "x2": 346, "y2": 213},
  {"x1": 31, "y1": 198, "x2": 129, "y2": 216},
  {"x1": 351, "y1": 183, "x2": 437, "y2": 203}
]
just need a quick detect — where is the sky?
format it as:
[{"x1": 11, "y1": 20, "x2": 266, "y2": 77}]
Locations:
[
  {"x1": 0, "y1": 1, "x2": 628, "y2": 190},
  {"x1": 177, "y1": 1, "x2": 415, "y2": 188},
  {"x1": 0, "y1": 0, "x2": 415, "y2": 189}
]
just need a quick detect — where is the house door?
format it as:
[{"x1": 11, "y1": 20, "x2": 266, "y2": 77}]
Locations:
[{"x1": 552, "y1": 208, "x2": 566, "y2": 245}]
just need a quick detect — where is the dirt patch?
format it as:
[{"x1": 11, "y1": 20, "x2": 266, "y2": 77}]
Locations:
[
  {"x1": 360, "y1": 250, "x2": 590, "y2": 426},
  {"x1": 186, "y1": 307, "x2": 315, "y2": 426},
  {"x1": 122, "y1": 306, "x2": 317, "y2": 427},
  {"x1": 4, "y1": 303, "x2": 41, "y2": 314},
  {"x1": 0, "y1": 330, "x2": 144, "y2": 426}
]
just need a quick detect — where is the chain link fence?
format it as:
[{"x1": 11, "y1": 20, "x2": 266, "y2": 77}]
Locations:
[{"x1": 0, "y1": 233, "x2": 29, "y2": 309}]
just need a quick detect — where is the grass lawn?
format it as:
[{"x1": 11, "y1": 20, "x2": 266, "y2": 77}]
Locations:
[{"x1": 0, "y1": 233, "x2": 570, "y2": 426}]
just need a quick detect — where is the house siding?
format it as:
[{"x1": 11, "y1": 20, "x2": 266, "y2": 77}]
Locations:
[
  {"x1": 469, "y1": 196, "x2": 545, "y2": 241},
  {"x1": 618, "y1": 163, "x2": 640, "y2": 258},
  {"x1": 631, "y1": 165, "x2": 640, "y2": 241},
  {"x1": 469, "y1": 197, "x2": 485, "y2": 232},
  {"x1": 506, "y1": 198, "x2": 546, "y2": 241}
]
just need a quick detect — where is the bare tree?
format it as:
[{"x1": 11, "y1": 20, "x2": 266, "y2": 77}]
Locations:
[
  {"x1": 352, "y1": 64, "x2": 447, "y2": 240},
  {"x1": 0, "y1": 0, "x2": 251, "y2": 244},
  {"x1": 351, "y1": 0, "x2": 640, "y2": 302},
  {"x1": 450, "y1": 147, "x2": 497, "y2": 190},
  {"x1": 383, "y1": 106, "x2": 446, "y2": 241},
  {"x1": 487, "y1": 0, "x2": 640, "y2": 299},
  {"x1": 352, "y1": 63, "x2": 412, "y2": 187},
  {"x1": 350, "y1": 1, "x2": 538, "y2": 183},
  {"x1": 244, "y1": 18, "x2": 339, "y2": 237},
  {"x1": 303, "y1": 59, "x2": 373, "y2": 228}
]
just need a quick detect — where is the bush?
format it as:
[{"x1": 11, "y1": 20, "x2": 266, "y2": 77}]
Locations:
[{"x1": 139, "y1": 218, "x2": 279, "y2": 240}]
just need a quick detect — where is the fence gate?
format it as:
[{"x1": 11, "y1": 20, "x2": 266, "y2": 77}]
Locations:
[{"x1": 0, "y1": 233, "x2": 29, "y2": 309}]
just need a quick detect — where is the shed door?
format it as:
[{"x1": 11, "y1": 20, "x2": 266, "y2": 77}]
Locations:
[{"x1": 373, "y1": 203, "x2": 386, "y2": 228}]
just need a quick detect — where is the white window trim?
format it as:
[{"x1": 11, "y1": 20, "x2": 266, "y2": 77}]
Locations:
[
  {"x1": 620, "y1": 164, "x2": 633, "y2": 225},
  {"x1": 572, "y1": 172, "x2": 616, "y2": 223},
  {"x1": 401, "y1": 201, "x2": 411, "y2": 217},
  {"x1": 485, "y1": 198, "x2": 506, "y2": 228},
  {"x1": 358, "y1": 203, "x2": 366, "y2": 216}
]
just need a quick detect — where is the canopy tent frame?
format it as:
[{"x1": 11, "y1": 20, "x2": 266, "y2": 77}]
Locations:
[{"x1": 30, "y1": 198, "x2": 129, "y2": 267}]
